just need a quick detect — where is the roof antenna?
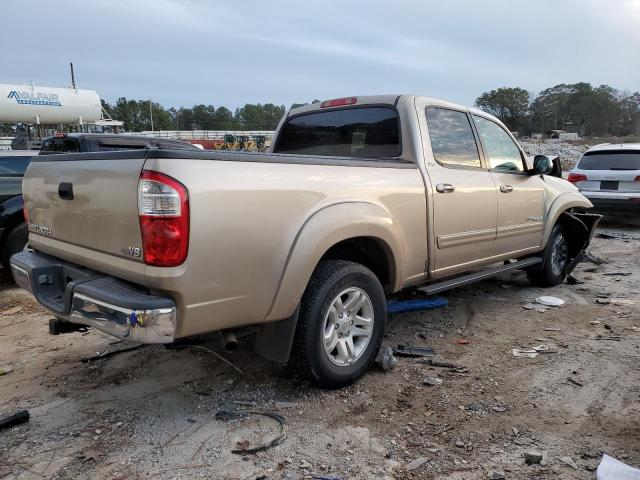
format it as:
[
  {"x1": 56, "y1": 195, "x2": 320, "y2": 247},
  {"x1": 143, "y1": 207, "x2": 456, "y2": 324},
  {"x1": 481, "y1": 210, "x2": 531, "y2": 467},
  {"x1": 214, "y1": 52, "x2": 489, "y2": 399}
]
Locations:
[{"x1": 70, "y1": 62, "x2": 77, "y2": 92}]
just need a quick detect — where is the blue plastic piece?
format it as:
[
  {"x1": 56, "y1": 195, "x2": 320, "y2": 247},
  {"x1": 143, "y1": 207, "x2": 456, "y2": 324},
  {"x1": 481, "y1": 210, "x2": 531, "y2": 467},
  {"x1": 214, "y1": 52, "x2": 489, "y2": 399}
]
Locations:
[{"x1": 387, "y1": 297, "x2": 448, "y2": 314}]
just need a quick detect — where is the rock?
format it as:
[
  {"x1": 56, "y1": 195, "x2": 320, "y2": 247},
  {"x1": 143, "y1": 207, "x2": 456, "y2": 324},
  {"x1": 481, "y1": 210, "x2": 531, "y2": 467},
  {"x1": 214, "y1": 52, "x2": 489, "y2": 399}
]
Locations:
[
  {"x1": 0, "y1": 366, "x2": 14, "y2": 376},
  {"x1": 300, "y1": 460, "x2": 312, "y2": 469},
  {"x1": 559, "y1": 456, "x2": 577, "y2": 469},
  {"x1": 374, "y1": 346, "x2": 397, "y2": 371},
  {"x1": 455, "y1": 439, "x2": 465, "y2": 448},
  {"x1": 405, "y1": 457, "x2": 429, "y2": 471},
  {"x1": 489, "y1": 472, "x2": 506, "y2": 480},
  {"x1": 524, "y1": 451, "x2": 543, "y2": 465}
]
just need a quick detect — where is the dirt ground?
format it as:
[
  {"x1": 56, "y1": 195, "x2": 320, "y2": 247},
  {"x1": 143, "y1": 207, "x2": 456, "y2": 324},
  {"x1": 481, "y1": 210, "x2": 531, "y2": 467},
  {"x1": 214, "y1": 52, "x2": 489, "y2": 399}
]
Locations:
[{"x1": 1, "y1": 224, "x2": 639, "y2": 480}]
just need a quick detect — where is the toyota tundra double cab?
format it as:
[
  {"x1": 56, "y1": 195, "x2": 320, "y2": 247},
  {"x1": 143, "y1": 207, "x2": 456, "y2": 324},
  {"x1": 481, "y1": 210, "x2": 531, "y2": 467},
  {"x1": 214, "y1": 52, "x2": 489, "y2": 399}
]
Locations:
[{"x1": 11, "y1": 95, "x2": 600, "y2": 387}]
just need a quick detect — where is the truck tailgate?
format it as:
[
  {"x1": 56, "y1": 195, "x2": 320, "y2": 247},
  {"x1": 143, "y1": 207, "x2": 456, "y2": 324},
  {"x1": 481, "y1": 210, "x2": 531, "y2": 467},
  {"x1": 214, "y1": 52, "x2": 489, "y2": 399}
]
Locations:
[{"x1": 24, "y1": 151, "x2": 147, "y2": 260}]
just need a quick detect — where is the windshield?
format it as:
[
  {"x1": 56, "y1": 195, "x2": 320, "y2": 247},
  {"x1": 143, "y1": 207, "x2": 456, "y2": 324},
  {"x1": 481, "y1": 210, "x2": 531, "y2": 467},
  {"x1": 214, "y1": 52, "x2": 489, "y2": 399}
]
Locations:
[
  {"x1": 578, "y1": 150, "x2": 640, "y2": 170},
  {"x1": 274, "y1": 106, "x2": 400, "y2": 158}
]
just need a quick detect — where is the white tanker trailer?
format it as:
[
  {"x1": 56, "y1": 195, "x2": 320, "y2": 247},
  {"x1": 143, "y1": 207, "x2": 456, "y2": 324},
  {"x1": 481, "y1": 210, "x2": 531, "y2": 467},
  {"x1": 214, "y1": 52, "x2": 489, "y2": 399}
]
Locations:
[{"x1": 0, "y1": 83, "x2": 101, "y2": 124}]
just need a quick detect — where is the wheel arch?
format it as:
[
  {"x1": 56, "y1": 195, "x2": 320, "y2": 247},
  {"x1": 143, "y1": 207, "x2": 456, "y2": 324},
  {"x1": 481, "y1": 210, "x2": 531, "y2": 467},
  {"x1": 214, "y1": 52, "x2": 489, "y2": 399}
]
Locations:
[{"x1": 265, "y1": 201, "x2": 404, "y2": 322}]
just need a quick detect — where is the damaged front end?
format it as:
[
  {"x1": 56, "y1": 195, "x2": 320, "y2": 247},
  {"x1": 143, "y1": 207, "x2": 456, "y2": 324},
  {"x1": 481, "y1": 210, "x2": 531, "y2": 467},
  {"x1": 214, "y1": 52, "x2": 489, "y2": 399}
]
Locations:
[{"x1": 558, "y1": 211, "x2": 603, "y2": 275}]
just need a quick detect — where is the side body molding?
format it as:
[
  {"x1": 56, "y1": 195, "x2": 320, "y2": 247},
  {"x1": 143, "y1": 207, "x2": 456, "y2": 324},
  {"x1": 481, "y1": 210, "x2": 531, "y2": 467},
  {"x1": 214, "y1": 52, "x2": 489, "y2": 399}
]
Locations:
[{"x1": 265, "y1": 201, "x2": 405, "y2": 322}]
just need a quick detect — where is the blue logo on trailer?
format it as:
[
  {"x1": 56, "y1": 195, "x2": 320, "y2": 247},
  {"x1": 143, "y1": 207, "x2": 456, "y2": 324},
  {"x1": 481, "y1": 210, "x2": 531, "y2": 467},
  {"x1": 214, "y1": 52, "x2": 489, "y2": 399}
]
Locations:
[{"x1": 7, "y1": 90, "x2": 62, "y2": 107}]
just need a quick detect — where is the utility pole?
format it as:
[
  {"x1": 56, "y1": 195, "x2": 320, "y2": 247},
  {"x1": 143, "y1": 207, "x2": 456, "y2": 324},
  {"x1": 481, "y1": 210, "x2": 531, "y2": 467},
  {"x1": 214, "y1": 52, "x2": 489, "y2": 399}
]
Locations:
[{"x1": 149, "y1": 100, "x2": 154, "y2": 131}]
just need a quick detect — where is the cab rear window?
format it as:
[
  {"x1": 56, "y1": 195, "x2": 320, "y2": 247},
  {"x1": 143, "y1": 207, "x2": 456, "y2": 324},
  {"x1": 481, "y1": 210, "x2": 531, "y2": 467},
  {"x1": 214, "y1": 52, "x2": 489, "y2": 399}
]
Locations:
[
  {"x1": 274, "y1": 107, "x2": 400, "y2": 158},
  {"x1": 578, "y1": 151, "x2": 640, "y2": 170},
  {"x1": 0, "y1": 156, "x2": 32, "y2": 175}
]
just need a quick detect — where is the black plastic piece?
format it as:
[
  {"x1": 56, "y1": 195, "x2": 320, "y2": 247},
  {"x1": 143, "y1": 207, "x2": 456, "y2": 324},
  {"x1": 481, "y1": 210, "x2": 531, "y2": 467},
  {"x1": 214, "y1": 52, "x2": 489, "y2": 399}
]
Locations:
[{"x1": 0, "y1": 410, "x2": 30, "y2": 430}]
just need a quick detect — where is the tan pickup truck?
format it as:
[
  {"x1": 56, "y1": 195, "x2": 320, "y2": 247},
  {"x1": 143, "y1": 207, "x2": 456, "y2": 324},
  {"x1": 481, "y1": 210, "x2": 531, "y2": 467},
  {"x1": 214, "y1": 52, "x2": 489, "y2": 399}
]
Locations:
[{"x1": 11, "y1": 95, "x2": 600, "y2": 387}]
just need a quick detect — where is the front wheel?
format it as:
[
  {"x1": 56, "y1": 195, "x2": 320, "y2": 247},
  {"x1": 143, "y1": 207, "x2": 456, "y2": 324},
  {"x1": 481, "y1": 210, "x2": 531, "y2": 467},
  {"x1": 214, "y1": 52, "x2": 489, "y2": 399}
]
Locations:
[
  {"x1": 527, "y1": 223, "x2": 569, "y2": 287},
  {"x1": 290, "y1": 260, "x2": 387, "y2": 388}
]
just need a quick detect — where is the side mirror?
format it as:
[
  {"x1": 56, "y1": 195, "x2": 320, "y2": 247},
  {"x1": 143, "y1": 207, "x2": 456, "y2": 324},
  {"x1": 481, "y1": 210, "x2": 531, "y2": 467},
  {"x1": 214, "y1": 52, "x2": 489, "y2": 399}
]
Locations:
[{"x1": 531, "y1": 155, "x2": 553, "y2": 175}]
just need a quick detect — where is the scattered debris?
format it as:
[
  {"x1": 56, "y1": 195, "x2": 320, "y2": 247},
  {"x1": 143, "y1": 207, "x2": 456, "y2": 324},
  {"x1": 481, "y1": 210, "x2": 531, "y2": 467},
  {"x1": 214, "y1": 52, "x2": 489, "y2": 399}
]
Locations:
[
  {"x1": 374, "y1": 346, "x2": 398, "y2": 371},
  {"x1": 597, "y1": 231, "x2": 640, "y2": 241},
  {"x1": 582, "y1": 251, "x2": 606, "y2": 264},
  {"x1": 603, "y1": 272, "x2": 631, "y2": 276},
  {"x1": 456, "y1": 339, "x2": 470, "y2": 345},
  {"x1": 629, "y1": 326, "x2": 640, "y2": 333},
  {"x1": 0, "y1": 410, "x2": 30, "y2": 431},
  {"x1": 214, "y1": 409, "x2": 287, "y2": 454},
  {"x1": 416, "y1": 359, "x2": 463, "y2": 369},
  {"x1": 512, "y1": 345, "x2": 551, "y2": 358},
  {"x1": 313, "y1": 476, "x2": 343, "y2": 480},
  {"x1": 524, "y1": 451, "x2": 543, "y2": 465},
  {"x1": 274, "y1": 401, "x2": 298, "y2": 410},
  {"x1": 596, "y1": 298, "x2": 612, "y2": 305},
  {"x1": 78, "y1": 448, "x2": 104, "y2": 462},
  {"x1": 489, "y1": 472, "x2": 506, "y2": 480},
  {"x1": 568, "y1": 377, "x2": 584, "y2": 387},
  {"x1": 597, "y1": 454, "x2": 640, "y2": 479},
  {"x1": 559, "y1": 456, "x2": 578, "y2": 469},
  {"x1": 523, "y1": 302, "x2": 548, "y2": 312},
  {"x1": 566, "y1": 274, "x2": 584, "y2": 285},
  {"x1": 81, "y1": 344, "x2": 144, "y2": 363},
  {"x1": 0, "y1": 365, "x2": 13, "y2": 376},
  {"x1": 596, "y1": 335, "x2": 621, "y2": 341},
  {"x1": 423, "y1": 377, "x2": 443, "y2": 386},
  {"x1": 405, "y1": 456, "x2": 430, "y2": 471},
  {"x1": 393, "y1": 344, "x2": 435, "y2": 357},
  {"x1": 535, "y1": 296, "x2": 565, "y2": 307},
  {"x1": 387, "y1": 297, "x2": 448, "y2": 314},
  {"x1": 172, "y1": 344, "x2": 245, "y2": 375}
]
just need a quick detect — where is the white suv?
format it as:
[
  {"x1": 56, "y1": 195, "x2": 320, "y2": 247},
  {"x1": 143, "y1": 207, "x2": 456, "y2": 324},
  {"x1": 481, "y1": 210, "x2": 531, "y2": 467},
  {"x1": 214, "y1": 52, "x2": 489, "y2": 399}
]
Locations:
[{"x1": 568, "y1": 143, "x2": 640, "y2": 213}]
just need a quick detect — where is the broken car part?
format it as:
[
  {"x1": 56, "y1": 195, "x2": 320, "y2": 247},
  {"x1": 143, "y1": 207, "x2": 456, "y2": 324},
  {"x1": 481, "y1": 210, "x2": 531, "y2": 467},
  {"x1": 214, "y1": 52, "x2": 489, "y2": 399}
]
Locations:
[
  {"x1": 393, "y1": 344, "x2": 435, "y2": 357},
  {"x1": 0, "y1": 410, "x2": 30, "y2": 431},
  {"x1": 387, "y1": 297, "x2": 448, "y2": 314}
]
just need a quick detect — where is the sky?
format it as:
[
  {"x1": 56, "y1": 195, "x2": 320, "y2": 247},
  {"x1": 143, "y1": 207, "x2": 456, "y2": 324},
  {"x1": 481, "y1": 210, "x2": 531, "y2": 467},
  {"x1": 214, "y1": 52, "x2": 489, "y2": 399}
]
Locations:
[{"x1": 2, "y1": 0, "x2": 640, "y2": 110}]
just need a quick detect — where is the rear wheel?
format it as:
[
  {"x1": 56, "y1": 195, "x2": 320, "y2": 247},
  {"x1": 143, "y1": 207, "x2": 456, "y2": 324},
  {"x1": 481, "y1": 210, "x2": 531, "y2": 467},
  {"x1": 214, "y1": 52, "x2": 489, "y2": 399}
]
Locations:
[
  {"x1": 527, "y1": 223, "x2": 569, "y2": 287},
  {"x1": 2, "y1": 223, "x2": 28, "y2": 271},
  {"x1": 290, "y1": 260, "x2": 386, "y2": 388}
]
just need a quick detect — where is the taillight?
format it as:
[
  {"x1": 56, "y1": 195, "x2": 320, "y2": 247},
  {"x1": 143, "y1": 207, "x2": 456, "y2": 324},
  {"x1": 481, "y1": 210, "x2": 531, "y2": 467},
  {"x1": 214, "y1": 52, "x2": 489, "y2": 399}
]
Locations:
[
  {"x1": 138, "y1": 171, "x2": 189, "y2": 267},
  {"x1": 567, "y1": 173, "x2": 587, "y2": 183},
  {"x1": 22, "y1": 202, "x2": 29, "y2": 223},
  {"x1": 635, "y1": 175, "x2": 640, "y2": 182},
  {"x1": 320, "y1": 97, "x2": 357, "y2": 108}
]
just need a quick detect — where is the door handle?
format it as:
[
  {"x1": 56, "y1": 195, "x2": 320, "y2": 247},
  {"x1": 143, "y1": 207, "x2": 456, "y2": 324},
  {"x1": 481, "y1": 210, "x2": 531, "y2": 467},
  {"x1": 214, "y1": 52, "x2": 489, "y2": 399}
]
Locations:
[
  {"x1": 58, "y1": 182, "x2": 74, "y2": 200},
  {"x1": 500, "y1": 184, "x2": 513, "y2": 193},
  {"x1": 436, "y1": 183, "x2": 455, "y2": 193}
]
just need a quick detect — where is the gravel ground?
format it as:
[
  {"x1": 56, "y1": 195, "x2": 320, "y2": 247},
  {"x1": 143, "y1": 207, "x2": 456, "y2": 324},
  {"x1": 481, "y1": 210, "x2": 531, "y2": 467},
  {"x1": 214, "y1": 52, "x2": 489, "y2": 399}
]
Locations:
[
  {"x1": 519, "y1": 140, "x2": 590, "y2": 170},
  {"x1": 0, "y1": 224, "x2": 639, "y2": 480}
]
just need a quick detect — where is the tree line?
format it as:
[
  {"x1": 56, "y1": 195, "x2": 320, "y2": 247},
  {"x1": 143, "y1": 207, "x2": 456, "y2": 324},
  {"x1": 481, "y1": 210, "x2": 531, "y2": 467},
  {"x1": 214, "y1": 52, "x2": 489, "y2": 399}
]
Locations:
[
  {"x1": 475, "y1": 83, "x2": 640, "y2": 137},
  {"x1": 100, "y1": 98, "x2": 320, "y2": 132}
]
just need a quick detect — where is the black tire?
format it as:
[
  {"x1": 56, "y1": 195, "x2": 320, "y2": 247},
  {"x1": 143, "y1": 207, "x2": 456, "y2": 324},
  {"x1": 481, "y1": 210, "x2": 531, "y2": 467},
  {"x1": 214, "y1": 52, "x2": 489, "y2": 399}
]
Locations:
[
  {"x1": 2, "y1": 223, "x2": 28, "y2": 270},
  {"x1": 290, "y1": 260, "x2": 387, "y2": 388},
  {"x1": 527, "y1": 223, "x2": 569, "y2": 287}
]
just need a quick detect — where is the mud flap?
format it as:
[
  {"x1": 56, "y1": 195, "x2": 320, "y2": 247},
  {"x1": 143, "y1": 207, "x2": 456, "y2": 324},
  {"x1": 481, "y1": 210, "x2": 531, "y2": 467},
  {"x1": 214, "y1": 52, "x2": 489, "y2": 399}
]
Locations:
[
  {"x1": 558, "y1": 212, "x2": 602, "y2": 275},
  {"x1": 254, "y1": 305, "x2": 300, "y2": 363}
]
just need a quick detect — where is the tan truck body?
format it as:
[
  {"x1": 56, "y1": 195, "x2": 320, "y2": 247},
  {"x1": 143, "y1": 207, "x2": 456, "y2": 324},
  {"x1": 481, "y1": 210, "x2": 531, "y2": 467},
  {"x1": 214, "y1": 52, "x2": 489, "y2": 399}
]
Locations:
[{"x1": 12, "y1": 95, "x2": 599, "y2": 384}]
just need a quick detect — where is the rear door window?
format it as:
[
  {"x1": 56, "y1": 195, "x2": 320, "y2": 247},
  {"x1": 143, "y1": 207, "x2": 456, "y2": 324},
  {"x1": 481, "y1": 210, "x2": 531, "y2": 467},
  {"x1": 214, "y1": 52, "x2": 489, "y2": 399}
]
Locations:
[
  {"x1": 426, "y1": 108, "x2": 481, "y2": 168},
  {"x1": 473, "y1": 115, "x2": 525, "y2": 172},
  {"x1": 578, "y1": 151, "x2": 640, "y2": 170},
  {"x1": 274, "y1": 106, "x2": 400, "y2": 157}
]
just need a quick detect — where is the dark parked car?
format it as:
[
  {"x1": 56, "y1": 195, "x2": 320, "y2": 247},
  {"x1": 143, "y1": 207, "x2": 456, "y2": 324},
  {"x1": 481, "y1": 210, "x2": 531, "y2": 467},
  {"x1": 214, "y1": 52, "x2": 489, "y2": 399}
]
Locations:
[
  {"x1": 39, "y1": 133, "x2": 200, "y2": 154},
  {"x1": 0, "y1": 150, "x2": 35, "y2": 269}
]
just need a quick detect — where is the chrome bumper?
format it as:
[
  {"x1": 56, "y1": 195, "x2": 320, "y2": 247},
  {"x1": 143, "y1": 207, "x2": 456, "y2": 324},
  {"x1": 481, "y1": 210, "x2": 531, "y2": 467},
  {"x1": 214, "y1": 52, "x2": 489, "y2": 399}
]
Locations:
[{"x1": 10, "y1": 252, "x2": 176, "y2": 344}]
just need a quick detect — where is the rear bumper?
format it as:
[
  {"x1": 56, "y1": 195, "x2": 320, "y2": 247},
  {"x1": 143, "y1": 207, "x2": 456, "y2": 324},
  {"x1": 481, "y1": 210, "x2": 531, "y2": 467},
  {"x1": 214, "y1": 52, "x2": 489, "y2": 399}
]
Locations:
[
  {"x1": 10, "y1": 251, "x2": 176, "y2": 343},
  {"x1": 586, "y1": 197, "x2": 640, "y2": 214}
]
